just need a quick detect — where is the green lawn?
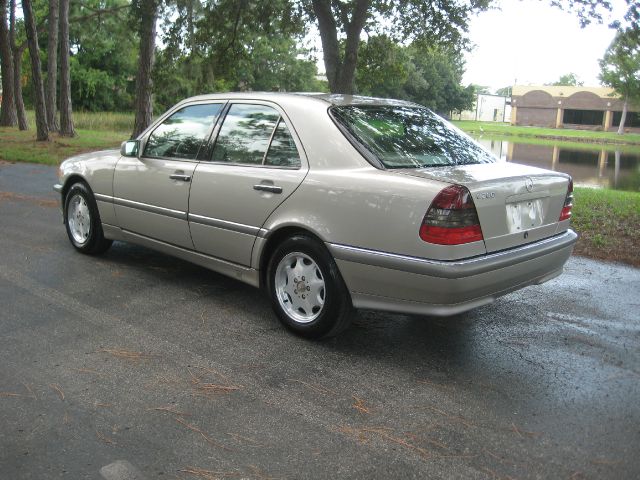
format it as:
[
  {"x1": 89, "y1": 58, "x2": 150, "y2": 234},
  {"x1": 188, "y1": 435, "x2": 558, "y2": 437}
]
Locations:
[
  {"x1": 0, "y1": 111, "x2": 134, "y2": 165},
  {"x1": 453, "y1": 120, "x2": 640, "y2": 146},
  {"x1": 0, "y1": 127, "x2": 126, "y2": 166},
  {"x1": 25, "y1": 110, "x2": 134, "y2": 135},
  {"x1": 572, "y1": 187, "x2": 640, "y2": 266}
]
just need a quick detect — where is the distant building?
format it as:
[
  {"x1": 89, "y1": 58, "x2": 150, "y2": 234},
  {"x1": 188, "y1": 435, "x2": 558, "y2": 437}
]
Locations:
[
  {"x1": 511, "y1": 85, "x2": 640, "y2": 132},
  {"x1": 451, "y1": 94, "x2": 511, "y2": 122}
]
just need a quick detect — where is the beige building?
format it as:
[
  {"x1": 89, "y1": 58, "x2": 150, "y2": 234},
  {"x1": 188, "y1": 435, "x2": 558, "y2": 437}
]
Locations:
[
  {"x1": 452, "y1": 93, "x2": 511, "y2": 122},
  {"x1": 511, "y1": 85, "x2": 640, "y2": 132}
]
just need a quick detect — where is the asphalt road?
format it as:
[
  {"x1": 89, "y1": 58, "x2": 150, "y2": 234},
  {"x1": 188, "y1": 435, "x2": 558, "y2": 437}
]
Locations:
[{"x1": 1, "y1": 161, "x2": 639, "y2": 480}]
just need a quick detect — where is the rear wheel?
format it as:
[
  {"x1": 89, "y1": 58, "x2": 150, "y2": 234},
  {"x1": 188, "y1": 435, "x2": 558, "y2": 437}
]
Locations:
[
  {"x1": 64, "y1": 182, "x2": 112, "y2": 254},
  {"x1": 267, "y1": 235, "x2": 353, "y2": 339}
]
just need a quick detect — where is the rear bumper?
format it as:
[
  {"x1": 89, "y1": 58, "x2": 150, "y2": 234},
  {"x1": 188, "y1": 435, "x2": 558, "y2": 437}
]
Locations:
[{"x1": 328, "y1": 229, "x2": 577, "y2": 316}]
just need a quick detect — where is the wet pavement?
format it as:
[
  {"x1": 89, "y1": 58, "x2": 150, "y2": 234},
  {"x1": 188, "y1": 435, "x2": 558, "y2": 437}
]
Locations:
[{"x1": 1, "y1": 162, "x2": 639, "y2": 479}]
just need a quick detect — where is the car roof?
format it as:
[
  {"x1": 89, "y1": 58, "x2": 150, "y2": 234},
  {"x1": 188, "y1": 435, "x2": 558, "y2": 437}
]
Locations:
[{"x1": 180, "y1": 92, "x2": 420, "y2": 108}]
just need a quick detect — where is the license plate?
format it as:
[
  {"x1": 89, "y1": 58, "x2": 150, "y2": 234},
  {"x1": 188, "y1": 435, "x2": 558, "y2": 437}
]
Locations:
[{"x1": 506, "y1": 199, "x2": 543, "y2": 232}]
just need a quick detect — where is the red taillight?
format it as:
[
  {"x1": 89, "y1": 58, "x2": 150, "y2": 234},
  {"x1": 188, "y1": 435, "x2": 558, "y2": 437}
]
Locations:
[
  {"x1": 559, "y1": 178, "x2": 573, "y2": 222},
  {"x1": 419, "y1": 185, "x2": 484, "y2": 245}
]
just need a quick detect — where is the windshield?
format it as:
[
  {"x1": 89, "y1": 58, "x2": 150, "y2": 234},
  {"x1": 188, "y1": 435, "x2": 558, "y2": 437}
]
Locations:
[{"x1": 331, "y1": 105, "x2": 496, "y2": 169}]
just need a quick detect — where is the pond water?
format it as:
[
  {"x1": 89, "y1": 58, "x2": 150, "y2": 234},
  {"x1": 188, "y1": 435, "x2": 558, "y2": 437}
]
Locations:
[{"x1": 471, "y1": 136, "x2": 640, "y2": 191}]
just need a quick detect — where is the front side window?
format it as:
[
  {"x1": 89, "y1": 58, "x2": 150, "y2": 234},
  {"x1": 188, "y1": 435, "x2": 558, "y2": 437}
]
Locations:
[
  {"x1": 212, "y1": 104, "x2": 280, "y2": 165},
  {"x1": 331, "y1": 105, "x2": 496, "y2": 169},
  {"x1": 144, "y1": 103, "x2": 222, "y2": 160},
  {"x1": 210, "y1": 104, "x2": 301, "y2": 168}
]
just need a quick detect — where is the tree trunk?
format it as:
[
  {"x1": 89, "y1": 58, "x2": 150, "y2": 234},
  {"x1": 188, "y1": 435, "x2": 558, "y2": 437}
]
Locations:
[
  {"x1": 132, "y1": 0, "x2": 158, "y2": 139},
  {"x1": 0, "y1": 0, "x2": 17, "y2": 127},
  {"x1": 187, "y1": 0, "x2": 194, "y2": 51},
  {"x1": 617, "y1": 97, "x2": 628, "y2": 135},
  {"x1": 58, "y1": 0, "x2": 74, "y2": 137},
  {"x1": 337, "y1": 0, "x2": 369, "y2": 94},
  {"x1": 22, "y1": 0, "x2": 49, "y2": 141},
  {"x1": 12, "y1": 46, "x2": 28, "y2": 131},
  {"x1": 9, "y1": 0, "x2": 27, "y2": 130},
  {"x1": 311, "y1": 0, "x2": 340, "y2": 93},
  {"x1": 46, "y1": 0, "x2": 59, "y2": 132},
  {"x1": 311, "y1": 0, "x2": 370, "y2": 94}
]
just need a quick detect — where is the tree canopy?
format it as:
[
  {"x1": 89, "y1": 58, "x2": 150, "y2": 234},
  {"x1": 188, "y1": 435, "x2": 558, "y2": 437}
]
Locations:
[
  {"x1": 599, "y1": 28, "x2": 640, "y2": 134},
  {"x1": 307, "y1": 0, "x2": 491, "y2": 94},
  {"x1": 0, "y1": 0, "x2": 635, "y2": 140},
  {"x1": 69, "y1": 0, "x2": 138, "y2": 112},
  {"x1": 153, "y1": 0, "x2": 325, "y2": 112},
  {"x1": 356, "y1": 36, "x2": 475, "y2": 114},
  {"x1": 547, "y1": 72, "x2": 584, "y2": 86}
]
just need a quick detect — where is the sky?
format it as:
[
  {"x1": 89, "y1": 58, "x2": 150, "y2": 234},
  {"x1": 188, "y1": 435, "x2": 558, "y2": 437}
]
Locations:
[{"x1": 462, "y1": 0, "x2": 627, "y2": 93}]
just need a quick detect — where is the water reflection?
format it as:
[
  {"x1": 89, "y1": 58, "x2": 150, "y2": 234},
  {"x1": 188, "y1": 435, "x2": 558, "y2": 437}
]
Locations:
[{"x1": 473, "y1": 137, "x2": 640, "y2": 191}]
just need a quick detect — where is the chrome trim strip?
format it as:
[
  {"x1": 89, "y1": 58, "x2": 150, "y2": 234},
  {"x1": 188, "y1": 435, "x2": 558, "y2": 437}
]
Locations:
[
  {"x1": 98, "y1": 194, "x2": 267, "y2": 237},
  {"x1": 188, "y1": 213, "x2": 260, "y2": 236},
  {"x1": 329, "y1": 230, "x2": 577, "y2": 279},
  {"x1": 112, "y1": 196, "x2": 187, "y2": 221},
  {"x1": 94, "y1": 193, "x2": 112, "y2": 202}
]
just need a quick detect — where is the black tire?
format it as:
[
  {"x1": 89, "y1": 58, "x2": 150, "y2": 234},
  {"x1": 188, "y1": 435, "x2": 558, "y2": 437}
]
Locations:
[
  {"x1": 63, "y1": 182, "x2": 113, "y2": 255},
  {"x1": 266, "y1": 234, "x2": 353, "y2": 339}
]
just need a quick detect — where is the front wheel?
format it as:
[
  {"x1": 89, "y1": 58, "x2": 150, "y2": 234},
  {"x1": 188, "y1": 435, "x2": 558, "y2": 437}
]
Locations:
[
  {"x1": 267, "y1": 235, "x2": 353, "y2": 339},
  {"x1": 64, "y1": 182, "x2": 112, "y2": 255}
]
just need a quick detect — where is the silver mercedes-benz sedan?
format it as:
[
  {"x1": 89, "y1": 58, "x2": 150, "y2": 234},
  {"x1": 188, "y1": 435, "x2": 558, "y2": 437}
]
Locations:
[{"x1": 54, "y1": 93, "x2": 577, "y2": 338}]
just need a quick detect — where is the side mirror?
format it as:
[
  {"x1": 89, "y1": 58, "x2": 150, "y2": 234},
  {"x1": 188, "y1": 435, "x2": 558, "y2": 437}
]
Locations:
[{"x1": 120, "y1": 140, "x2": 140, "y2": 157}]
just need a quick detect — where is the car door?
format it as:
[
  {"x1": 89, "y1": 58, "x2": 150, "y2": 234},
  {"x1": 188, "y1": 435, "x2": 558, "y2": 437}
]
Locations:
[
  {"x1": 113, "y1": 102, "x2": 224, "y2": 248},
  {"x1": 188, "y1": 102, "x2": 308, "y2": 266}
]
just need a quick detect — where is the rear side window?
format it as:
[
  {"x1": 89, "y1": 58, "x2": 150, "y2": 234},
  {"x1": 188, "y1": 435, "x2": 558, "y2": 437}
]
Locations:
[
  {"x1": 264, "y1": 120, "x2": 301, "y2": 168},
  {"x1": 211, "y1": 104, "x2": 301, "y2": 168},
  {"x1": 331, "y1": 105, "x2": 496, "y2": 169},
  {"x1": 144, "y1": 103, "x2": 222, "y2": 159}
]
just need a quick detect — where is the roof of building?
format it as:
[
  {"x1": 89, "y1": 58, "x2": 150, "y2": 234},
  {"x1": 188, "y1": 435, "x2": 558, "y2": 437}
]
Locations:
[{"x1": 512, "y1": 85, "x2": 618, "y2": 99}]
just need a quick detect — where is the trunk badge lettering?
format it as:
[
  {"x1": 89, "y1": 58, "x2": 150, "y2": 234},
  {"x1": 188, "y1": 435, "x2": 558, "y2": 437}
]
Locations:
[
  {"x1": 525, "y1": 177, "x2": 534, "y2": 192},
  {"x1": 475, "y1": 192, "x2": 495, "y2": 200}
]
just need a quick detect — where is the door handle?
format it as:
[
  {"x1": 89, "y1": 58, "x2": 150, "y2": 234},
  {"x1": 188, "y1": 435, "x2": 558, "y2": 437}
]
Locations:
[
  {"x1": 253, "y1": 184, "x2": 282, "y2": 194},
  {"x1": 170, "y1": 174, "x2": 191, "y2": 182}
]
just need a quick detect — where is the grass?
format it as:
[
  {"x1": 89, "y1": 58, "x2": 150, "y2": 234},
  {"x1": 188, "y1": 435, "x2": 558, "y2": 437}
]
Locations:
[
  {"x1": 572, "y1": 187, "x2": 640, "y2": 267},
  {"x1": 0, "y1": 111, "x2": 133, "y2": 166},
  {"x1": 25, "y1": 110, "x2": 134, "y2": 135},
  {"x1": 453, "y1": 120, "x2": 640, "y2": 146},
  {"x1": 0, "y1": 127, "x2": 126, "y2": 165}
]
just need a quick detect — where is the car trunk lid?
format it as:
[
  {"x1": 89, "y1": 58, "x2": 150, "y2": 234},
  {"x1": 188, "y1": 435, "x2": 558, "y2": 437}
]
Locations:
[{"x1": 395, "y1": 162, "x2": 571, "y2": 253}]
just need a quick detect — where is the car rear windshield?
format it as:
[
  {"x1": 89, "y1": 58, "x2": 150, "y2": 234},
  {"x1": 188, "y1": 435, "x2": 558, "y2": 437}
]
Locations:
[{"x1": 331, "y1": 105, "x2": 496, "y2": 169}]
